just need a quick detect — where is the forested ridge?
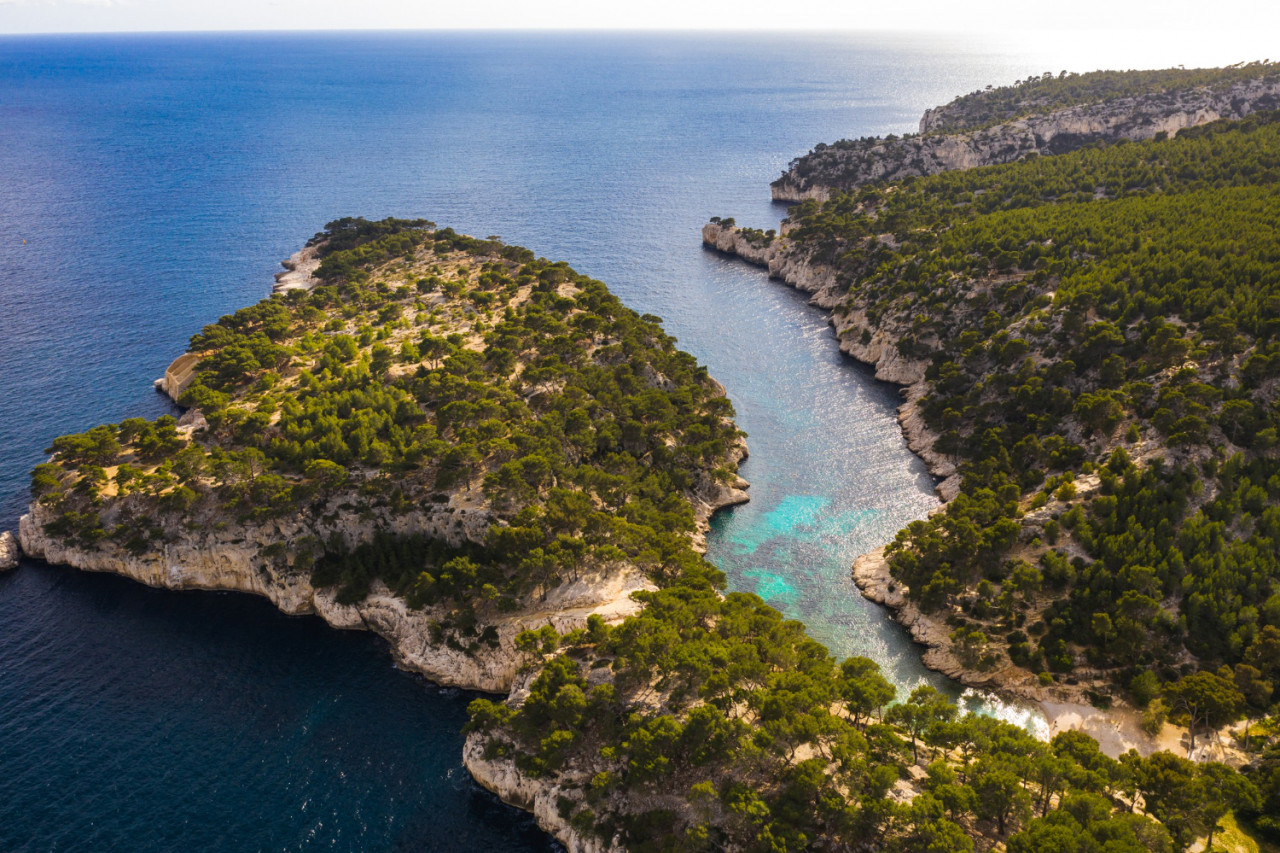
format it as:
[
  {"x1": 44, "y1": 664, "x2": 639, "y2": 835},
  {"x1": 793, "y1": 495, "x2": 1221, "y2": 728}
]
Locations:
[
  {"x1": 461, "y1": 113, "x2": 1280, "y2": 853},
  {"x1": 920, "y1": 62, "x2": 1280, "y2": 135},
  {"x1": 783, "y1": 113, "x2": 1280, "y2": 686},
  {"x1": 31, "y1": 219, "x2": 743, "y2": 640},
  {"x1": 776, "y1": 62, "x2": 1280, "y2": 200},
  {"x1": 702, "y1": 109, "x2": 1280, "y2": 847}
]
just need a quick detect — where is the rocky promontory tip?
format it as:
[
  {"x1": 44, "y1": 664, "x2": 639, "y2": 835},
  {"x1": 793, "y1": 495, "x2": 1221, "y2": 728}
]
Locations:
[
  {"x1": 0, "y1": 530, "x2": 19, "y2": 570},
  {"x1": 155, "y1": 246, "x2": 322, "y2": 403}
]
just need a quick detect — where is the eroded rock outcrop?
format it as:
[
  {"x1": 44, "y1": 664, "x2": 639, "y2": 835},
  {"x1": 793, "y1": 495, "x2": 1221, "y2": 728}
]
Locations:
[
  {"x1": 0, "y1": 530, "x2": 18, "y2": 570},
  {"x1": 464, "y1": 733, "x2": 622, "y2": 853},
  {"x1": 19, "y1": 494, "x2": 656, "y2": 691},
  {"x1": 272, "y1": 245, "x2": 321, "y2": 293},
  {"x1": 154, "y1": 352, "x2": 202, "y2": 404}
]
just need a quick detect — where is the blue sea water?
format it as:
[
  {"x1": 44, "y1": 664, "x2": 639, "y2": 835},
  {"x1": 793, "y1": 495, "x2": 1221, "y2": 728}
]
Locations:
[{"x1": 0, "y1": 33, "x2": 1052, "y2": 850}]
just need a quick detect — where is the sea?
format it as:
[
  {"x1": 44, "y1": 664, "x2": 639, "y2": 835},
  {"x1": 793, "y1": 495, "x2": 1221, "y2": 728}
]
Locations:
[{"x1": 0, "y1": 31, "x2": 1095, "y2": 851}]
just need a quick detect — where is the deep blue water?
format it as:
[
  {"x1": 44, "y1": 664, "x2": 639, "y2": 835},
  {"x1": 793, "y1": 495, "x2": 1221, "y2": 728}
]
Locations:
[{"x1": 0, "y1": 33, "x2": 1052, "y2": 850}]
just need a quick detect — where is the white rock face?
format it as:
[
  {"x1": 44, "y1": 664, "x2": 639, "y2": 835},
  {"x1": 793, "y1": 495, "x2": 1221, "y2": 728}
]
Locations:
[
  {"x1": 0, "y1": 530, "x2": 19, "y2": 570},
  {"x1": 852, "y1": 547, "x2": 1050, "y2": 700},
  {"x1": 703, "y1": 223, "x2": 958, "y2": 500},
  {"x1": 17, "y1": 499, "x2": 652, "y2": 692},
  {"x1": 464, "y1": 735, "x2": 623, "y2": 853},
  {"x1": 773, "y1": 76, "x2": 1280, "y2": 199},
  {"x1": 272, "y1": 244, "x2": 322, "y2": 293},
  {"x1": 155, "y1": 352, "x2": 203, "y2": 403}
]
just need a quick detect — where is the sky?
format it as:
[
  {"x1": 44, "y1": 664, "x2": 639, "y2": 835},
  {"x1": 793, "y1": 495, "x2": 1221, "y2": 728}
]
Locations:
[{"x1": 0, "y1": 0, "x2": 1275, "y2": 71}]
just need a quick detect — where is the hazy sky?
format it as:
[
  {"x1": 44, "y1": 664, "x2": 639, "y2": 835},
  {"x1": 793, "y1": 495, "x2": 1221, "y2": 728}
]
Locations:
[{"x1": 0, "y1": 0, "x2": 1275, "y2": 70}]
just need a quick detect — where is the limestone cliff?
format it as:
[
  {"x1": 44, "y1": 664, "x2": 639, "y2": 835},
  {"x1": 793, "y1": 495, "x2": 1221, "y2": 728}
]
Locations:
[
  {"x1": 19, "y1": 492, "x2": 654, "y2": 691},
  {"x1": 20, "y1": 431, "x2": 747, "y2": 848},
  {"x1": 0, "y1": 530, "x2": 18, "y2": 571},
  {"x1": 23, "y1": 383, "x2": 746, "y2": 697},
  {"x1": 773, "y1": 74, "x2": 1280, "y2": 200},
  {"x1": 464, "y1": 732, "x2": 622, "y2": 853}
]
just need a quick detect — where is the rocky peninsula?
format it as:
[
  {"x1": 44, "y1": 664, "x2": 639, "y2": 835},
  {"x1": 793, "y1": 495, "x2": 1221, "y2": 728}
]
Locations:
[{"x1": 21, "y1": 217, "x2": 748, "y2": 694}]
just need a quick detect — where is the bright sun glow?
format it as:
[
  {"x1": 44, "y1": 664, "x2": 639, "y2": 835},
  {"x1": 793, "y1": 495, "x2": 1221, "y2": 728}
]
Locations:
[{"x1": 1, "y1": 0, "x2": 1277, "y2": 73}]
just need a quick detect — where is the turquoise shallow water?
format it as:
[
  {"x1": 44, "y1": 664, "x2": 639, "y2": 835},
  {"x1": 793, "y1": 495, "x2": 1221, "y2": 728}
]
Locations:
[{"x1": 0, "y1": 32, "x2": 1051, "y2": 850}]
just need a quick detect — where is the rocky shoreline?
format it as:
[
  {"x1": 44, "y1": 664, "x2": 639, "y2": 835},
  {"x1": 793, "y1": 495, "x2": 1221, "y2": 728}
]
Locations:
[
  {"x1": 700, "y1": 221, "x2": 986, "y2": 684},
  {"x1": 464, "y1": 729, "x2": 619, "y2": 853},
  {"x1": 154, "y1": 248, "x2": 322, "y2": 402},
  {"x1": 852, "y1": 540, "x2": 1193, "y2": 759},
  {"x1": 18, "y1": 438, "x2": 746, "y2": 850},
  {"x1": 702, "y1": 222, "x2": 959, "y2": 500},
  {"x1": 700, "y1": 222, "x2": 1193, "y2": 759},
  {"x1": 770, "y1": 178, "x2": 829, "y2": 204},
  {"x1": 19, "y1": 487, "x2": 660, "y2": 692},
  {"x1": 0, "y1": 530, "x2": 18, "y2": 571},
  {"x1": 272, "y1": 244, "x2": 321, "y2": 293},
  {"x1": 852, "y1": 546, "x2": 1066, "y2": 703}
]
